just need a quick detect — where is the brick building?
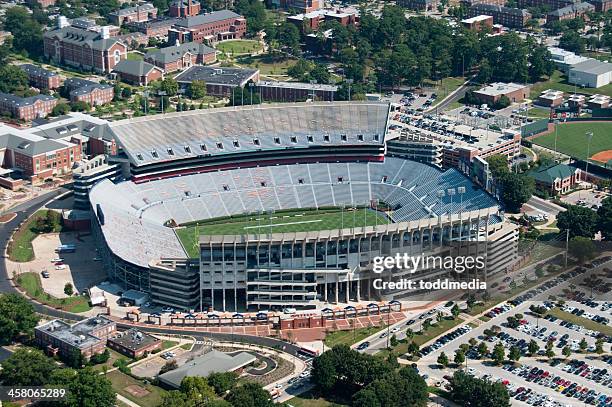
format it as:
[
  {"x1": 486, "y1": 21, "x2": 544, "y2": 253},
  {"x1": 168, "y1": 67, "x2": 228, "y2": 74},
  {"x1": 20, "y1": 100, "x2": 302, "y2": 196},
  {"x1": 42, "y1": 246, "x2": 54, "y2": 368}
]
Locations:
[
  {"x1": 547, "y1": 2, "x2": 594, "y2": 21},
  {"x1": 144, "y1": 42, "x2": 216, "y2": 72},
  {"x1": 64, "y1": 78, "x2": 114, "y2": 106},
  {"x1": 168, "y1": 10, "x2": 246, "y2": 44},
  {"x1": 288, "y1": 8, "x2": 358, "y2": 32},
  {"x1": 0, "y1": 93, "x2": 57, "y2": 121},
  {"x1": 397, "y1": 0, "x2": 440, "y2": 10},
  {"x1": 35, "y1": 317, "x2": 116, "y2": 360},
  {"x1": 129, "y1": 18, "x2": 180, "y2": 38},
  {"x1": 517, "y1": 0, "x2": 577, "y2": 9},
  {"x1": 169, "y1": 0, "x2": 201, "y2": 17},
  {"x1": 461, "y1": 15, "x2": 494, "y2": 31},
  {"x1": 113, "y1": 60, "x2": 164, "y2": 86},
  {"x1": 26, "y1": 0, "x2": 56, "y2": 7},
  {"x1": 109, "y1": 3, "x2": 157, "y2": 26},
  {"x1": 18, "y1": 64, "x2": 62, "y2": 90},
  {"x1": 473, "y1": 82, "x2": 530, "y2": 104},
  {"x1": 43, "y1": 23, "x2": 128, "y2": 74},
  {"x1": 590, "y1": 0, "x2": 612, "y2": 11},
  {"x1": 530, "y1": 164, "x2": 581, "y2": 195},
  {"x1": 467, "y1": 4, "x2": 531, "y2": 28},
  {"x1": 460, "y1": 0, "x2": 506, "y2": 6},
  {"x1": 275, "y1": 0, "x2": 322, "y2": 13},
  {"x1": 537, "y1": 89, "x2": 564, "y2": 107},
  {"x1": 107, "y1": 329, "x2": 162, "y2": 358}
]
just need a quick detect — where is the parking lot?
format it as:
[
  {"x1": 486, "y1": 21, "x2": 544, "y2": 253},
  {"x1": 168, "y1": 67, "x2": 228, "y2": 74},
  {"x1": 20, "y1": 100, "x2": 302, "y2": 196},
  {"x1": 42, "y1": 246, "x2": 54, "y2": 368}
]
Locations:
[
  {"x1": 415, "y1": 255, "x2": 612, "y2": 406},
  {"x1": 561, "y1": 189, "x2": 609, "y2": 210}
]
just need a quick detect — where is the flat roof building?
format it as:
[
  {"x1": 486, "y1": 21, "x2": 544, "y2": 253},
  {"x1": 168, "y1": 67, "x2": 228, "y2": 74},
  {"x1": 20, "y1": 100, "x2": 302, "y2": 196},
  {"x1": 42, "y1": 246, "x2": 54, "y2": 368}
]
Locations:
[
  {"x1": 461, "y1": 15, "x2": 494, "y2": 31},
  {"x1": 537, "y1": 89, "x2": 564, "y2": 107},
  {"x1": 568, "y1": 59, "x2": 612, "y2": 88},
  {"x1": 257, "y1": 80, "x2": 338, "y2": 102},
  {"x1": 175, "y1": 66, "x2": 260, "y2": 97},
  {"x1": 548, "y1": 47, "x2": 591, "y2": 73},
  {"x1": 473, "y1": 82, "x2": 530, "y2": 104},
  {"x1": 107, "y1": 329, "x2": 162, "y2": 358}
]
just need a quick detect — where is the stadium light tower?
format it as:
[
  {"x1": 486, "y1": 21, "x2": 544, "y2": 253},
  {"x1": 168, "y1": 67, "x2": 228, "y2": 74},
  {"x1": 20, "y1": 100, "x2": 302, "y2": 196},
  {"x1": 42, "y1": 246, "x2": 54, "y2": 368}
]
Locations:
[
  {"x1": 310, "y1": 80, "x2": 317, "y2": 101},
  {"x1": 447, "y1": 188, "x2": 456, "y2": 218},
  {"x1": 585, "y1": 131, "x2": 594, "y2": 188}
]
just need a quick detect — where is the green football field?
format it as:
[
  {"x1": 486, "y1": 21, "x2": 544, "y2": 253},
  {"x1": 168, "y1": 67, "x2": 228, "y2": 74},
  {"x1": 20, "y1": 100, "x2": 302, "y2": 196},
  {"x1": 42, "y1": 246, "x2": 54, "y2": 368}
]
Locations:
[
  {"x1": 175, "y1": 208, "x2": 390, "y2": 258},
  {"x1": 531, "y1": 122, "x2": 612, "y2": 160}
]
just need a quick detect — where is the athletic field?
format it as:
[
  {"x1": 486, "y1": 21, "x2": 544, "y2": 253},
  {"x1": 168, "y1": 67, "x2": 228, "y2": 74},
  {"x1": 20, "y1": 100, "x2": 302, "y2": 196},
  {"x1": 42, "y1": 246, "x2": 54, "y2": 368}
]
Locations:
[
  {"x1": 175, "y1": 208, "x2": 389, "y2": 258},
  {"x1": 531, "y1": 122, "x2": 612, "y2": 160}
]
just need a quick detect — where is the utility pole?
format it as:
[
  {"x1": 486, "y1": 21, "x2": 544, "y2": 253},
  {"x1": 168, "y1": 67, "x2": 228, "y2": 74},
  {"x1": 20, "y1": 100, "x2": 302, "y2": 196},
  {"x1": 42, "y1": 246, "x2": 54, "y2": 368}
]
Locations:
[
  {"x1": 564, "y1": 228, "x2": 569, "y2": 268},
  {"x1": 346, "y1": 79, "x2": 354, "y2": 101}
]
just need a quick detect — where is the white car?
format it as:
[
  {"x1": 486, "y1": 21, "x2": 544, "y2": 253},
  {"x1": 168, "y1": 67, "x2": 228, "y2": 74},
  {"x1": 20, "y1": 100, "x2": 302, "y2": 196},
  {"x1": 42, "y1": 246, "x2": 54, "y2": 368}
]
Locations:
[
  {"x1": 51, "y1": 257, "x2": 64, "y2": 263},
  {"x1": 55, "y1": 265, "x2": 67, "y2": 270}
]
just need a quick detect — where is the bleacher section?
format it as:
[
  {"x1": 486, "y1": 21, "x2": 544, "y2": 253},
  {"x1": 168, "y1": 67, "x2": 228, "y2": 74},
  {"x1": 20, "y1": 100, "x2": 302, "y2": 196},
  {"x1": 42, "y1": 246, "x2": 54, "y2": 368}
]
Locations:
[
  {"x1": 90, "y1": 158, "x2": 499, "y2": 265},
  {"x1": 104, "y1": 102, "x2": 389, "y2": 167}
]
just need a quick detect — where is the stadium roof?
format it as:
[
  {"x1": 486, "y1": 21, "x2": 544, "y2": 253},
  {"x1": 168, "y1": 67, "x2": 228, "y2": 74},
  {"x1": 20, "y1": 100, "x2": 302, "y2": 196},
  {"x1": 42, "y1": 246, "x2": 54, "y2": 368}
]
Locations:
[
  {"x1": 174, "y1": 66, "x2": 257, "y2": 87},
  {"x1": 103, "y1": 102, "x2": 390, "y2": 166}
]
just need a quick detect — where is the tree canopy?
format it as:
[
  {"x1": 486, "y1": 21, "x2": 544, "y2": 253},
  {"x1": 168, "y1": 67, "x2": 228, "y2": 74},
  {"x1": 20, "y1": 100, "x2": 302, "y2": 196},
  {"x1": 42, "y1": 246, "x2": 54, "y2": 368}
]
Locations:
[
  {"x1": 449, "y1": 371, "x2": 511, "y2": 407},
  {"x1": 0, "y1": 293, "x2": 39, "y2": 345},
  {"x1": 557, "y1": 204, "x2": 599, "y2": 238}
]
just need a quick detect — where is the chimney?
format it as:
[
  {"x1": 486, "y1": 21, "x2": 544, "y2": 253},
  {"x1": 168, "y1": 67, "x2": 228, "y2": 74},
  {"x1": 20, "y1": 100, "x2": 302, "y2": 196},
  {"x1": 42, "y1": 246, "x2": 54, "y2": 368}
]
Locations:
[
  {"x1": 101, "y1": 26, "x2": 110, "y2": 39},
  {"x1": 188, "y1": 0, "x2": 192, "y2": 16},
  {"x1": 57, "y1": 16, "x2": 70, "y2": 29}
]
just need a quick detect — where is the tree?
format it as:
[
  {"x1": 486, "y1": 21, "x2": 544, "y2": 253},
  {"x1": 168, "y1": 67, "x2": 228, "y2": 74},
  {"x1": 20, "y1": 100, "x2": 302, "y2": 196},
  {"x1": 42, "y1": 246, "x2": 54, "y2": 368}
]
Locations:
[
  {"x1": 122, "y1": 87, "x2": 132, "y2": 99},
  {"x1": 437, "y1": 352, "x2": 449, "y2": 368},
  {"x1": 494, "y1": 95, "x2": 511, "y2": 110},
  {"x1": 52, "y1": 103, "x2": 71, "y2": 117},
  {"x1": 595, "y1": 338, "x2": 604, "y2": 355},
  {"x1": 0, "y1": 65, "x2": 29, "y2": 94},
  {"x1": 277, "y1": 22, "x2": 301, "y2": 55},
  {"x1": 3, "y1": 7, "x2": 44, "y2": 58},
  {"x1": 89, "y1": 349, "x2": 110, "y2": 365},
  {"x1": 65, "y1": 348, "x2": 85, "y2": 369},
  {"x1": 508, "y1": 346, "x2": 521, "y2": 362},
  {"x1": 159, "y1": 390, "x2": 187, "y2": 407},
  {"x1": 64, "y1": 282, "x2": 74, "y2": 296},
  {"x1": 478, "y1": 341, "x2": 489, "y2": 358},
  {"x1": 562, "y1": 346, "x2": 572, "y2": 358},
  {"x1": 558, "y1": 205, "x2": 599, "y2": 238},
  {"x1": 506, "y1": 316, "x2": 519, "y2": 329},
  {"x1": 559, "y1": 30, "x2": 586, "y2": 54},
  {"x1": 579, "y1": 337, "x2": 588, "y2": 353},
  {"x1": 51, "y1": 367, "x2": 116, "y2": 407},
  {"x1": 0, "y1": 293, "x2": 39, "y2": 344},
  {"x1": 159, "y1": 77, "x2": 178, "y2": 96},
  {"x1": 449, "y1": 371, "x2": 511, "y2": 407},
  {"x1": 568, "y1": 237, "x2": 596, "y2": 264},
  {"x1": 0, "y1": 348, "x2": 57, "y2": 386},
  {"x1": 492, "y1": 342, "x2": 505, "y2": 365},
  {"x1": 451, "y1": 304, "x2": 461, "y2": 319},
  {"x1": 180, "y1": 376, "x2": 216, "y2": 403},
  {"x1": 227, "y1": 382, "x2": 274, "y2": 407},
  {"x1": 500, "y1": 172, "x2": 535, "y2": 213},
  {"x1": 597, "y1": 196, "x2": 612, "y2": 240},
  {"x1": 390, "y1": 334, "x2": 399, "y2": 348},
  {"x1": 71, "y1": 101, "x2": 90, "y2": 112},
  {"x1": 528, "y1": 340, "x2": 540, "y2": 356},
  {"x1": 353, "y1": 367, "x2": 428, "y2": 407},
  {"x1": 528, "y1": 45, "x2": 554, "y2": 81},
  {"x1": 454, "y1": 349, "x2": 465, "y2": 365},
  {"x1": 206, "y1": 371, "x2": 237, "y2": 395},
  {"x1": 188, "y1": 80, "x2": 206, "y2": 100},
  {"x1": 407, "y1": 341, "x2": 420, "y2": 357},
  {"x1": 487, "y1": 155, "x2": 510, "y2": 179},
  {"x1": 160, "y1": 359, "x2": 178, "y2": 374},
  {"x1": 545, "y1": 348, "x2": 555, "y2": 359}
]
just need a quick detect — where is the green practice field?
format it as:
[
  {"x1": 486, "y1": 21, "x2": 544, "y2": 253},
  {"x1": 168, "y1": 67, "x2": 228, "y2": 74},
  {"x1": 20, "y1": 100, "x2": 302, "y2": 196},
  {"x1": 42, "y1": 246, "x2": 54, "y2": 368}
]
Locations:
[
  {"x1": 176, "y1": 207, "x2": 390, "y2": 258},
  {"x1": 531, "y1": 121, "x2": 612, "y2": 160}
]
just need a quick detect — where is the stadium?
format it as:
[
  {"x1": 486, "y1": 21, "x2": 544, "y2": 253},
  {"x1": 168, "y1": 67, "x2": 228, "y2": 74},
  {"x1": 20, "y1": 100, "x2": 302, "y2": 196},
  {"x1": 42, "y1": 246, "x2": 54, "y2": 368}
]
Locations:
[{"x1": 90, "y1": 102, "x2": 518, "y2": 312}]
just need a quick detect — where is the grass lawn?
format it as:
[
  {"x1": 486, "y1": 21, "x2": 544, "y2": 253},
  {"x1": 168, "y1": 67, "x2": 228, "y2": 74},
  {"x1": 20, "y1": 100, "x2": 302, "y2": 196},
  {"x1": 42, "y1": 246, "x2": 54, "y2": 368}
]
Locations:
[
  {"x1": 324, "y1": 325, "x2": 387, "y2": 348},
  {"x1": 107, "y1": 370, "x2": 166, "y2": 407},
  {"x1": 530, "y1": 70, "x2": 612, "y2": 98},
  {"x1": 527, "y1": 107, "x2": 552, "y2": 120},
  {"x1": 91, "y1": 349, "x2": 129, "y2": 373},
  {"x1": 8, "y1": 210, "x2": 62, "y2": 262},
  {"x1": 285, "y1": 389, "x2": 349, "y2": 407},
  {"x1": 126, "y1": 52, "x2": 143, "y2": 61},
  {"x1": 162, "y1": 340, "x2": 179, "y2": 350},
  {"x1": 548, "y1": 308, "x2": 612, "y2": 336},
  {"x1": 411, "y1": 317, "x2": 465, "y2": 347},
  {"x1": 236, "y1": 55, "x2": 297, "y2": 76},
  {"x1": 217, "y1": 40, "x2": 262, "y2": 55},
  {"x1": 15, "y1": 272, "x2": 91, "y2": 313},
  {"x1": 428, "y1": 77, "x2": 466, "y2": 107},
  {"x1": 176, "y1": 207, "x2": 389, "y2": 258},
  {"x1": 531, "y1": 121, "x2": 612, "y2": 160}
]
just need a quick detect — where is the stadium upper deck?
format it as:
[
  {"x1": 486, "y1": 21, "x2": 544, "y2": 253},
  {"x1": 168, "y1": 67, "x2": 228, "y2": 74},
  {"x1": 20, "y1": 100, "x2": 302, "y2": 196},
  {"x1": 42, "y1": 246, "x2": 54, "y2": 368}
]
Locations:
[{"x1": 104, "y1": 102, "x2": 390, "y2": 181}]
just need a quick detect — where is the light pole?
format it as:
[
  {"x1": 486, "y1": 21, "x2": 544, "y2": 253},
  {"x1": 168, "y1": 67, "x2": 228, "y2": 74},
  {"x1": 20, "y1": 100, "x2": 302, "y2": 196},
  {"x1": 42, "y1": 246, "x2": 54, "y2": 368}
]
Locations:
[
  {"x1": 310, "y1": 79, "x2": 317, "y2": 101},
  {"x1": 143, "y1": 89, "x2": 149, "y2": 114},
  {"x1": 158, "y1": 90, "x2": 166, "y2": 113},
  {"x1": 346, "y1": 79, "x2": 354, "y2": 101},
  {"x1": 553, "y1": 119, "x2": 559, "y2": 160},
  {"x1": 177, "y1": 88, "x2": 185, "y2": 111},
  {"x1": 437, "y1": 190, "x2": 445, "y2": 247},
  {"x1": 249, "y1": 82, "x2": 255, "y2": 106},
  {"x1": 585, "y1": 131, "x2": 593, "y2": 188}
]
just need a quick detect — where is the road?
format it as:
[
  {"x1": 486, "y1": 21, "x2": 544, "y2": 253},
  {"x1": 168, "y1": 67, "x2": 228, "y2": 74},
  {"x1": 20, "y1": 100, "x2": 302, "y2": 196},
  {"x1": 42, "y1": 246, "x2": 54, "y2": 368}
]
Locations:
[
  {"x1": 426, "y1": 77, "x2": 475, "y2": 114},
  {"x1": 525, "y1": 196, "x2": 566, "y2": 216}
]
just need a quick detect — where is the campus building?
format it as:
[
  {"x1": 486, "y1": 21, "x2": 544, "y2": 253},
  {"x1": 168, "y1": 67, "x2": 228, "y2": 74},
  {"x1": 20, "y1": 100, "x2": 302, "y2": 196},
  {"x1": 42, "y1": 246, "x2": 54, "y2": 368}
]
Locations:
[
  {"x1": 0, "y1": 93, "x2": 57, "y2": 121},
  {"x1": 288, "y1": 8, "x2": 359, "y2": 32},
  {"x1": 256, "y1": 81, "x2": 338, "y2": 102},
  {"x1": 174, "y1": 66, "x2": 259, "y2": 97},
  {"x1": 112, "y1": 60, "x2": 164, "y2": 86},
  {"x1": 109, "y1": 3, "x2": 157, "y2": 26},
  {"x1": 34, "y1": 316, "x2": 116, "y2": 359},
  {"x1": 129, "y1": 18, "x2": 181, "y2": 38},
  {"x1": 144, "y1": 42, "x2": 216, "y2": 73},
  {"x1": 547, "y1": 2, "x2": 594, "y2": 21},
  {"x1": 73, "y1": 155, "x2": 122, "y2": 210},
  {"x1": 43, "y1": 22, "x2": 128, "y2": 74},
  {"x1": 63, "y1": 78, "x2": 114, "y2": 106},
  {"x1": 461, "y1": 15, "x2": 494, "y2": 31},
  {"x1": 169, "y1": 0, "x2": 201, "y2": 17},
  {"x1": 107, "y1": 329, "x2": 162, "y2": 358},
  {"x1": 467, "y1": 4, "x2": 531, "y2": 28},
  {"x1": 18, "y1": 64, "x2": 62, "y2": 90},
  {"x1": 568, "y1": 59, "x2": 612, "y2": 88},
  {"x1": 397, "y1": 0, "x2": 440, "y2": 10},
  {"x1": 473, "y1": 82, "x2": 530, "y2": 105},
  {"x1": 530, "y1": 164, "x2": 581, "y2": 195},
  {"x1": 168, "y1": 10, "x2": 247, "y2": 44}
]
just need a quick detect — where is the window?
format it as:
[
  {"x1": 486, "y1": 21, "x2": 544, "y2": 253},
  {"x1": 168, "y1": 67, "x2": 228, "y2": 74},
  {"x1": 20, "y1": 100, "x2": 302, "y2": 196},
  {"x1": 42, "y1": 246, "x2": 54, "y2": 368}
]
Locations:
[
  {"x1": 274, "y1": 137, "x2": 281, "y2": 145},
  {"x1": 358, "y1": 134, "x2": 364, "y2": 141},
  {"x1": 337, "y1": 176, "x2": 343, "y2": 183},
  {"x1": 216, "y1": 142, "x2": 224, "y2": 150},
  {"x1": 307, "y1": 136, "x2": 314, "y2": 143},
  {"x1": 253, "y1": 138, "x2": 260, "y2": 146},
  {"x1": 151, "y1": 150, "x2": 158, "y2": 158},
  {"x1": 167, "y1": 147, "x2": 174, "y2": 155},
  {"x1": 136, "y1": 153, "x2": 144, "y2": 160},
  {"x1": 341, "y1": 134, "x2": 347, "y2": 142},
  {"x1": 373, "y1": 134, "x2": 380, "y2": 141},
  {"x1": 382, "y1": 175, "x2": 388, "y2": 183},
  {"x1": 184, "y1": 145, "x2": 191, "y2": 153},
  {"x1": 290, "y1": 136, "x2": 297, "y2": 143},
  {"x1": 323, "y1": 135, "x2": 330, "y2": 142},
  {"x1": 233, "y1": 140, "x2": 240, "y2": 148},
  {"x1": 200, "y1": 144, "x2": 207, "y2": 151},
  {"x1": 260, "y1": 181, "x2": 266, "y2": 187}
]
